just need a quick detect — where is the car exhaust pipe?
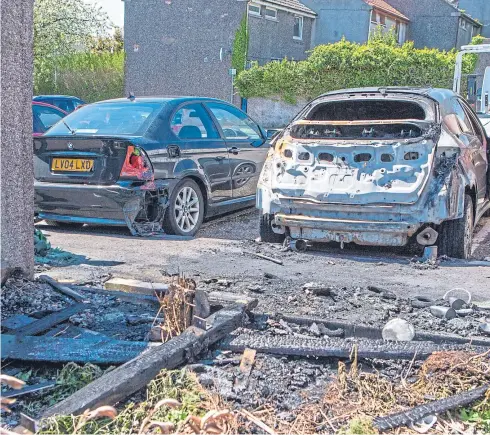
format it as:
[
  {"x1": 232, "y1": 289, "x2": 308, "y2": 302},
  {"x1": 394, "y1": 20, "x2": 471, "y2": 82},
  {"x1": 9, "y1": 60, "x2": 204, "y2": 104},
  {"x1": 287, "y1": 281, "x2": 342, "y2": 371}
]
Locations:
[
  {"x1": 290, "y1": 239, "x2": 308, "y2": 252},
  {"x1": 416, "y1": 227, "x2": 439, "y2": 246}
]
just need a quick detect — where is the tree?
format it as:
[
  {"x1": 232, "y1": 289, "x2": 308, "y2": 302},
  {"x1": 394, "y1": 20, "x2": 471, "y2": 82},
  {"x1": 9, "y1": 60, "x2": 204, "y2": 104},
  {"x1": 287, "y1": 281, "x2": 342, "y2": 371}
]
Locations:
[
  {"x1": 34, "y1": 0, "x2": 109, "y2": 59},
  {"x1": 89, "y1": 26, "x2": 124, "y2": 54}
]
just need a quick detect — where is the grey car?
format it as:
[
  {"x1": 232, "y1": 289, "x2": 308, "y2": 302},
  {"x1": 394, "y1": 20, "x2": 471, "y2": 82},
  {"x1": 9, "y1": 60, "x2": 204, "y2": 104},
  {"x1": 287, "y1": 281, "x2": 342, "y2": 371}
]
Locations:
[{"x1": 257, "y1": 87, "x2": 490, "y2": 259}]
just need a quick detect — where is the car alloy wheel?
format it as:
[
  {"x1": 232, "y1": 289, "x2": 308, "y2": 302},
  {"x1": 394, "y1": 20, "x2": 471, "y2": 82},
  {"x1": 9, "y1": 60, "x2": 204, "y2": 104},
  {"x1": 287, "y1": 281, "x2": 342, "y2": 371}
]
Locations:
[{"x1": 174, "y1": 185, "x2": 200, "y2": 233}]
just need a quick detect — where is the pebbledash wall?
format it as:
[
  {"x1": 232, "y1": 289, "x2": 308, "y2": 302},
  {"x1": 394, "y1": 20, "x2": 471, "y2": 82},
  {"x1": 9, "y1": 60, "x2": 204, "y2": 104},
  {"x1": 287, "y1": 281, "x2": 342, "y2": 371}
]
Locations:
[
  {"x1": 0, "y1": 0, "x2": 35, "y2": 279},
  {"x1": 124, "y1": 0, "x2": 244, "y2": 101},
  {"x1": 247, "y1": 97, "x2": 307, "y2": 128}
]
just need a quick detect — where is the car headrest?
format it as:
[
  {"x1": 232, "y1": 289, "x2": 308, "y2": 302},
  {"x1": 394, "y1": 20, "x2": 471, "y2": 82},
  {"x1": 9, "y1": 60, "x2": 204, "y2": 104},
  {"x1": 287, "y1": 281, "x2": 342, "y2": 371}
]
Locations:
[{"x1": 178, "y1": 125, "x2": 202, "y2": 139}]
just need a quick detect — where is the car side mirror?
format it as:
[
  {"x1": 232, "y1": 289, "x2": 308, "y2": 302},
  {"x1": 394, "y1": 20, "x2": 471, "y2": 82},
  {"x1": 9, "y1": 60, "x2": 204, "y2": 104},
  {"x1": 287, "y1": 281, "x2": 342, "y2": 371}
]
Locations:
[{"x1": 444, "y1": 114, "x2": 463, "y2": 137}]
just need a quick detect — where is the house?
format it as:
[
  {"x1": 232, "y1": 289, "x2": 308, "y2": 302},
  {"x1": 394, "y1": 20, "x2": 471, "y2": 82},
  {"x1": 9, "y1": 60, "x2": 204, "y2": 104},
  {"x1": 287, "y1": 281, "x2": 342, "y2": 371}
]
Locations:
[
  {"x1": 300, "y1": 0, "x2": 409, "y2": 46},
  {"x1": 247, "y1": 1, "x2": 316, "y2": 65},
  {"x1": 457, "y1": 0, "x2": 490, "y2": 38},
  {"x1": 385, "y1": 0, "x2": 482, "y2": 50},
  {"x1": 124, "y1": 0, "x2": 316, "y2": 102}
]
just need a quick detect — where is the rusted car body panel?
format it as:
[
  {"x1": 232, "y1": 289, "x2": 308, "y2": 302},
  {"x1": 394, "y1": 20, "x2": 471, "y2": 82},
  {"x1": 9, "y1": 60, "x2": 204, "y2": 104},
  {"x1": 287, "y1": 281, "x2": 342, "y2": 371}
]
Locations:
[{"x1": 257, "y1": 88, "x2": 488, "y2": 247}]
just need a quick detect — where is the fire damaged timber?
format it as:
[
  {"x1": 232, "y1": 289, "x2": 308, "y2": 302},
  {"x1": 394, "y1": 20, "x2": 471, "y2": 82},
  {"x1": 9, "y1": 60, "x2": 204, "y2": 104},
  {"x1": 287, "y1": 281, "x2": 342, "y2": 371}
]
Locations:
[
  {"x1": 258, "y1": 88, "x2": 490, "y2": 259},
  {"x1": 277, "y1": 314, "x2": 490, "y2": 347},
  {"x1": 225, "y1": 333, "x2": 487, "y2": 360},
  {"x1": 373, "y1": 384, "x2": 490, "y2": 431},
  {"x1": 41, "y1": 303, "x2": 250, "y2": 419}
]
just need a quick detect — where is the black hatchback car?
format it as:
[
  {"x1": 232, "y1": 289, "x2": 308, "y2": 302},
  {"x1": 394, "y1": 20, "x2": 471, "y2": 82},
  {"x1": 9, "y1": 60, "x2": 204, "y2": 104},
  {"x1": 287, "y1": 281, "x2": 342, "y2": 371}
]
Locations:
[{"x1": 34, "y1": 97, "x2": 270, "y2": 236}]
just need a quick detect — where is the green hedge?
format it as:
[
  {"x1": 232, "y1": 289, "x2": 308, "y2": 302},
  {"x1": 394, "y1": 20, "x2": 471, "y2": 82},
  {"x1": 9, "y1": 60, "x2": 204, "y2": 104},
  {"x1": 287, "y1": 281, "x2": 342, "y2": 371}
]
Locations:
[
  {"x1": 236, "y1": 36, "x2": 483, "y2": 104},
  {"x1": 34, "y1": 51, "x2": 124, "y2": 103}
]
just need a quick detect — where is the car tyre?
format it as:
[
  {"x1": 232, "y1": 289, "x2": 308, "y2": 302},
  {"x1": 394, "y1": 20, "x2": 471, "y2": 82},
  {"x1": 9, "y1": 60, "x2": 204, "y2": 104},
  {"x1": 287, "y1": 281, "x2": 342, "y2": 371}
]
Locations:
[
  {"x1": 259, "y1": 213, "x2": 285, "y2": 243},
  {"x1": 163, "y1": 178, "x2": 204, "y2": 237},
  {"x1": 438, "y1": 194, "x2": 474, "y2": 259},
  {"x1": 44, "y1": 220, "x2": 84, "y2": 229}
]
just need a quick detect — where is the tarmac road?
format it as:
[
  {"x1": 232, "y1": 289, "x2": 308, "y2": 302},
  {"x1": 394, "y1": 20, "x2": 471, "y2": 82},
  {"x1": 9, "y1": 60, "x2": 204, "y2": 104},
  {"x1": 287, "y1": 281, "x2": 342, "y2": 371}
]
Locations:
[{"x1": 38, "y1": 209, "x2": 490, "y2": 303}]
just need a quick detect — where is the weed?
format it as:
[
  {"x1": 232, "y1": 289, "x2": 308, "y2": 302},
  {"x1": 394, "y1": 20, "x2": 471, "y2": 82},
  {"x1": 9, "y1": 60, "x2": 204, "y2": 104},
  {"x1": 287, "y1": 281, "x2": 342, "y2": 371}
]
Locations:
[
  {"x1": 339, "y1": 417, "x2": 377, "y2": 435},
  {"x1": 37, "y1": 369, "x2": 229, "y2": 435}
]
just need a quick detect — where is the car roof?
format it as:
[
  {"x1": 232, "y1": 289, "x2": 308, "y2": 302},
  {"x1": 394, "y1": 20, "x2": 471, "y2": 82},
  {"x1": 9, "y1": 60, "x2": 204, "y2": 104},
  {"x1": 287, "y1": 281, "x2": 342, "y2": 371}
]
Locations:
[
  {"x1": 93, "y1": 96, "x2": 231, "y2": 105},
  {"x1": 317, "y1": 87, "x2": 457, "y2": 103},
  {"x1": 33, "y1": 95, "x2": 83, "y2": 101},
  {"x1": 32, "y1": 101, "x2": 68, "y2": 114}
]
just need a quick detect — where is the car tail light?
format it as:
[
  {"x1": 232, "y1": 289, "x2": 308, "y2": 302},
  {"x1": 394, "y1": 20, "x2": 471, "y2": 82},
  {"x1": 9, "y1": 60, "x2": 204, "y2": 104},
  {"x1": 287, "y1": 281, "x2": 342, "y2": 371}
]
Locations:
[{"x1": 120, "y1": 146, "x2": 153, "y2": 180}]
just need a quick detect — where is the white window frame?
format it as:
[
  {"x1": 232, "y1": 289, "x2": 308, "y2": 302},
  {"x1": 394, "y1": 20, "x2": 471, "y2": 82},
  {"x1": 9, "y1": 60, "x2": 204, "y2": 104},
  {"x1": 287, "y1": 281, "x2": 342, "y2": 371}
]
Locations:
[
  {"x1": 293, "y1": 16, "x2": 303, "y2": 40},
  {"x1": 265, "y1": 7, "x2": 278, "y2": 21},
  {"x1": 248, "y1": 3, "x2": 261, "y2": 17}
]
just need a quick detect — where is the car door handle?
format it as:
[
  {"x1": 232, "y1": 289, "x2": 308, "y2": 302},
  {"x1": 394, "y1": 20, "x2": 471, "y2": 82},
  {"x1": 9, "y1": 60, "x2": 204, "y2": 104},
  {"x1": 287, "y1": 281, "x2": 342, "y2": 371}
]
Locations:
[{"x1": 228, "y1": 147, "x2": 240, "y2": 155}]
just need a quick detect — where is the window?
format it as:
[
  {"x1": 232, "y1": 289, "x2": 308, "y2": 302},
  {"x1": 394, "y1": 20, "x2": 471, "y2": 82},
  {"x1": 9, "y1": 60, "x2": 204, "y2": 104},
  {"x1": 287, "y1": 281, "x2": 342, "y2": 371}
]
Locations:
[
  {"x1": 206, "y1": 102, "x2": 261, "y2": 140},
  {"x1": 378, "y1": 13, "x2": 386, "y2": 26},
  {"x1": 46, "y1": 102, "x2": 163, "y2": 136},
  {"x1": 171, "y1": 103, "x2": 219, "y2": 139},
  {"x1": 293, "y1": 16, "x2": 303, "y2": 40},
  {"x1": 460, "y1": 18, "x2": 467, "y2": 30},
  {"x1": 265, "y1": 7, "x2": 277, "y2": 20},
  {"x1": 33, "y1": 105, "x2": 65, "y2": 133},
  {"x1": 451, "y1": 99, "x2": 475, "y2": 135},
  {"x1": 248, "y1": 3, "x2": 261, "y2": 16},
  {"x1": 54, "y1": 99, "x2": 75, "y2": 113},
  {"x1": 459, "y1": 99, "x2": 485, "y2": 143}
]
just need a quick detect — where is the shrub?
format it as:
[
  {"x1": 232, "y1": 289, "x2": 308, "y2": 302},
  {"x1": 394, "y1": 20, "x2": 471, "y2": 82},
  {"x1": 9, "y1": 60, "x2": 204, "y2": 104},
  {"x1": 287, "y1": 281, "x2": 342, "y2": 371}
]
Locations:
[{"x1": 236, "y1": 36, "x2": 482, "y2": 103}]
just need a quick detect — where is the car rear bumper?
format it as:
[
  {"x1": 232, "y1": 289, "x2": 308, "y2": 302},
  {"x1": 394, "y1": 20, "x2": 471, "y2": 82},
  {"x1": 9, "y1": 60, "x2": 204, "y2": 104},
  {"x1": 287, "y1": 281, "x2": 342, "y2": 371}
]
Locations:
[
  {"x1": 275, "y1": 213, "x2": 420, "y2": 246},
  {"x1": 35, "y1": 180, "x2": 175, "y2": 227}
]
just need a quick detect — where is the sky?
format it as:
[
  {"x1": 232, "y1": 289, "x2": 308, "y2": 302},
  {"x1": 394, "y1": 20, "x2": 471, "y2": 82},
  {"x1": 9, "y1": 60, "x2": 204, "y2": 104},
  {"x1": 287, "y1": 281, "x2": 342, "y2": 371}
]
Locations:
[{"x1": 93, "y1": 0, "x2": 124, "y2": 28}]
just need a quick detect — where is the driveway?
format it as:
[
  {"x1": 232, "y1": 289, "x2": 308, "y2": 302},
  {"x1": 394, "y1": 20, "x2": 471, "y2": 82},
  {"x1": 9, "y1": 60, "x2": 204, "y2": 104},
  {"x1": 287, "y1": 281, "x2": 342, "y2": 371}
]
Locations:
[{"x1": 37, "y1": 209, "x2": 490, "y2": 304}]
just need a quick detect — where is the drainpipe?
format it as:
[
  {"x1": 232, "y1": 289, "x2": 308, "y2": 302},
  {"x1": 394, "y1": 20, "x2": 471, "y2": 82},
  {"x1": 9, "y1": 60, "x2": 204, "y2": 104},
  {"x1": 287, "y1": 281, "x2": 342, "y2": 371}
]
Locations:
[{"x1": 368, "y1": 8, "x2": 373, "y2": 40}]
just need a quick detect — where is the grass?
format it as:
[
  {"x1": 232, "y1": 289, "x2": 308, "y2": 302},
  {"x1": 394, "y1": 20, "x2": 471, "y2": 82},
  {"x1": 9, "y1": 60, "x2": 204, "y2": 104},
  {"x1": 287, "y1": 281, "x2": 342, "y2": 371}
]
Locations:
[
  {"x1": 22, "y1": 363, "x2": 105, "y2": 416},
  {"x1": 37, "y1": 369, "x2": 229, "y2": 434}
]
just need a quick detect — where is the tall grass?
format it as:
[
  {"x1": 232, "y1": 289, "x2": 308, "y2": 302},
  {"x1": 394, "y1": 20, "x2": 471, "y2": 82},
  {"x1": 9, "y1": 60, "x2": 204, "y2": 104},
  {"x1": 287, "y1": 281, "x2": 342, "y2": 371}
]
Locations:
[{"x1": 34, "y1": 51, "x2": 124, "y2": 103}]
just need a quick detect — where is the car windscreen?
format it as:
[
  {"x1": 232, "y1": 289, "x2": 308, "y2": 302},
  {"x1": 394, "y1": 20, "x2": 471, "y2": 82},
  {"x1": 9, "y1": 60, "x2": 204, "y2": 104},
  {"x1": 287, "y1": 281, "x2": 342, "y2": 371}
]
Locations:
[{"x1": 46, "y1": 102, "x2": 164, "y2": 136}]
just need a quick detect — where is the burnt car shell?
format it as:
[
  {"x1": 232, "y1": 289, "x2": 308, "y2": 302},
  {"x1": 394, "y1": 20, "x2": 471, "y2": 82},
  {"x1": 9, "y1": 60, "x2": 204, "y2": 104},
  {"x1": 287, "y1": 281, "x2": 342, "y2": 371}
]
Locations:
[{"x1": 257, "y1": 88, "x2": 490, "y2": 255}]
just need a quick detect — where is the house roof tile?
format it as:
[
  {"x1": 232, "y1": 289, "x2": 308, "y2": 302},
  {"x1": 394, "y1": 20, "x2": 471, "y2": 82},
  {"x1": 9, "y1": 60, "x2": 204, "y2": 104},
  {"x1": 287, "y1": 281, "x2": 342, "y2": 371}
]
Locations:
[
  {"x1": 263, "y1": 0, "x2": 317, "y2": 16},
  {"x1": 363, "y1": 0, "x2": 409, "y2": 22}
]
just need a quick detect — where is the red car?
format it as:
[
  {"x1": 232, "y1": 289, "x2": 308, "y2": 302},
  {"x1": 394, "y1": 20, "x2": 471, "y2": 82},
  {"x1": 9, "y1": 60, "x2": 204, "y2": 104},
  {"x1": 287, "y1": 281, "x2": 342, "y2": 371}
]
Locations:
[{"x1": 32, "y1": 101, "x2": 67, "y2": 136}]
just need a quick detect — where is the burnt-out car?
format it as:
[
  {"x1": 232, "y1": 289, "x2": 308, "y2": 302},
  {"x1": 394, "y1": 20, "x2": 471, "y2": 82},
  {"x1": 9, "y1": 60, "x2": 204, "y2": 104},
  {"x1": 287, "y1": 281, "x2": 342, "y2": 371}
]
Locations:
[
  {"x1": 34, "y1": 97, "x2": 269, "y2": 236},
  {"x1": 257, "y1": 88, "x2": 490, "y2": 259}
]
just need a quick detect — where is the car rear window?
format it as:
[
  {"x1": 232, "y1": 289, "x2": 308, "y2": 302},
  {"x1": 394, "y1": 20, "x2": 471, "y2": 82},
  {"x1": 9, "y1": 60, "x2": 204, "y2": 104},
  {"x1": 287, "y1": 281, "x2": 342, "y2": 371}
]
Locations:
[
  {"x1": 306, "y1": 100, "x2": 426, "y2": 121},
  {"x1": 46, "y1": 102, "x2": 164, "y2": 136}
]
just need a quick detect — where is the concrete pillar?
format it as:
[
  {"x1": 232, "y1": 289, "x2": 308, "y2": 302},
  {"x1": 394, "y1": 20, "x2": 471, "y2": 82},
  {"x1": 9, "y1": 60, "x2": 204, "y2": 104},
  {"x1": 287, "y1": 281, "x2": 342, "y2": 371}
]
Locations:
[{"x1": 0, "y1": 0, "x2": 35, "y2": 279}]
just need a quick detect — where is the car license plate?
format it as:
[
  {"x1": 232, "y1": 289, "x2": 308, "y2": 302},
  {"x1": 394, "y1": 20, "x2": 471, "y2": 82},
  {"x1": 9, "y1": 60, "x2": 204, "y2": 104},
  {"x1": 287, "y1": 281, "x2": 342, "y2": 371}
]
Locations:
[{"x1": 51, "y1": 158, "x2": 94, "y2": 172}]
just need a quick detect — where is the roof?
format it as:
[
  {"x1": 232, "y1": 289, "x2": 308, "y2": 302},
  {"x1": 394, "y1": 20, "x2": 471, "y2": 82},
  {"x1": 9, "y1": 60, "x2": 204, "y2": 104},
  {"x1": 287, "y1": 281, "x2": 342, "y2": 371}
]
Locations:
[
  {"x1": 260, "y1": 0, "x2": 316, "y2": 17},
  {"x1": 442, "y1": 0, "x2": 482, "y2": 27},
  {"x1": 97, "y1": 96, "x2": 228, "y2": 104},
  {"x1": 363, "y1": 0, "x2": 409, "y2": 22},
  {"x1": 316, "y1": 87, "x2": 457, "y2": 104},
  {"x1": 33, "y1": 95, "x2": 83, "y2": 101}
]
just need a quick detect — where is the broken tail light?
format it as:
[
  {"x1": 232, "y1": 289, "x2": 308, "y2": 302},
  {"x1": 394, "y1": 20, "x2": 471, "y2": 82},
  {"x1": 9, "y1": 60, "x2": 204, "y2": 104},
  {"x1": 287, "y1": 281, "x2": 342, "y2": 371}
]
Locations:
[{"x1": 120, "y1": 146, "x2": 153, "y2": 180}]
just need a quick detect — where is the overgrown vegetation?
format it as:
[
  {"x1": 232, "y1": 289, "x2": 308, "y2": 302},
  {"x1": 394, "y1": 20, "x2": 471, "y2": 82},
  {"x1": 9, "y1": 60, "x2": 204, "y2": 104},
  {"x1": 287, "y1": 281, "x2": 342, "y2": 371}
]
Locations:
[
  {"x1": 35, "y1": 51, "x2": 125, "y2": 103},
  {"x1": 236, "y1": 33, "x2": 485, "y2": 104},
  {"x1": 232, "y1": 15, "x2": 249, "y2": 74},
  {"x1": 33, "y1": 0, "x2": 123, "y2": 102},
  {"x1": 38, "y1": 369, "x2": 232, "y2": 434}
]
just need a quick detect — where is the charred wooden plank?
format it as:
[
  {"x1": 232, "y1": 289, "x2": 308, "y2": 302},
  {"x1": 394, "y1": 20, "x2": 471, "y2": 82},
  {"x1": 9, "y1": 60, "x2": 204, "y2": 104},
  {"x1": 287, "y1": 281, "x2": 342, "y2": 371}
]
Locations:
[
  {"x1": 12, "y1": 303, "x2": 86, "y2": 336},
  {"x1": 225, "y1": 333, "x2": 486, "y2": 360},
  {"x1": 38, "y1": 275, "x2": 85, "y2": 302},
  {"x1": 1, "y1": 335, "x2": 147, "y2": 364},
  {"x1": 207, "y1": 291, "x2": 258, "y2": 310},
  {"x1": 276, "y1": 314, "x2": 490, "y2": 347},
  {"x1": 42, "y1": 304, "x2": 246, "y2": 418},
  {"x1": 373, "y1": 384, "x2": 490, "y2": 431}
]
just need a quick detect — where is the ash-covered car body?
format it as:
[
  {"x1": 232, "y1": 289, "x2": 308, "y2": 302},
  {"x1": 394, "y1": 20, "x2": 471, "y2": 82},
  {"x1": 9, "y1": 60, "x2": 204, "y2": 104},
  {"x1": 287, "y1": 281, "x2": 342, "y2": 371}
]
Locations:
[
  {"x1": 257, "y1": 88, "x2": 490, "y2": 258},
  {"x1": 34, "y1": 96, "x2": 269, "y2": 236}
]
